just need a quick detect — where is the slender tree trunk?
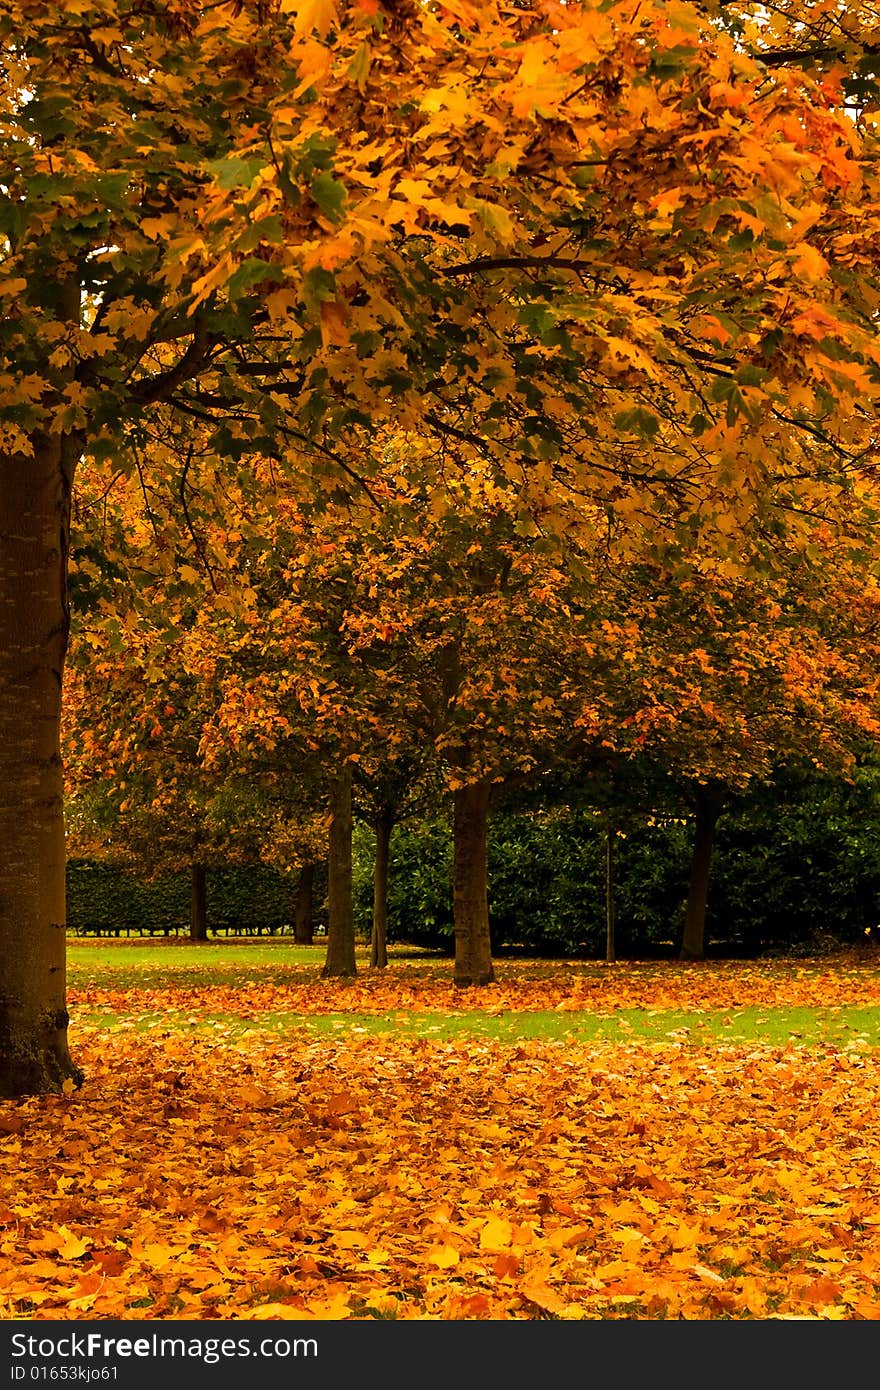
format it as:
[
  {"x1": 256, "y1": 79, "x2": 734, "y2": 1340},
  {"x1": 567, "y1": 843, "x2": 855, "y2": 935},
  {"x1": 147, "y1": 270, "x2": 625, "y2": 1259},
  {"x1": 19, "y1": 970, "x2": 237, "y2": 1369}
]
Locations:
[
  {"x1": 323, "y1": 764, "x2": 356, "y2": 978},
  {"x1": 190, "y1": 862, "x2": 208, "y2": 942},
  {"x1": 453, "y1": 780, "x2": 495, "y2": 987},
  {"x1": 605, "y1": 827, "x2": 616, "y2": 964},
  {"x1": 680, "y1": 786, "x2": 723, "y2": 962},
  {"x1": 294, "y1": 863, "x2": 315, "y2": 945},
  {"x1": 370, "y1": 809, "x2": 393, "y2": 969},
  {"x1": 0, "y1": 435, "x2": 82, "y2": 1096}
]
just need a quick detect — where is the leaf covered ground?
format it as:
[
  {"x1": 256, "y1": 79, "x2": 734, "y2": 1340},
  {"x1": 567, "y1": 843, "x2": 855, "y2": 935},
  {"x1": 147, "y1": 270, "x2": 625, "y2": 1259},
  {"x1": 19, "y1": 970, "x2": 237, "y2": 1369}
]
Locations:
[
  {"x1": 3, "y1": 947, "x2": 880, "y2": 1320},
  {"x1": 67, "y1": 942, "x2": 880, "y2": 1014}
]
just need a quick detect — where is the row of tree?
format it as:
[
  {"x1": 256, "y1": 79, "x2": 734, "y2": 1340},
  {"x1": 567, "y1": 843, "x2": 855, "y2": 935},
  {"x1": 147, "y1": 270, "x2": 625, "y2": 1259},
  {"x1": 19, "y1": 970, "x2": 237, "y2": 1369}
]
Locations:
[
  {"x1": 2, "y1": 0, "x2": 880, "y2": 1092},
  {"x1": 67, "y1": 763, "x2": 880, "y2": 958},
  {"x1": 64, "y1": 446, "x2": 880, "y2": 977}
]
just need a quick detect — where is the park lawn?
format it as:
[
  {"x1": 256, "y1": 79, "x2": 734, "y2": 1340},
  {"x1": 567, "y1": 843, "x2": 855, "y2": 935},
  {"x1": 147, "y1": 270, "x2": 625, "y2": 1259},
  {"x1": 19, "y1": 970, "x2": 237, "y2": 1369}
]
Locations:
[
  {"x1": 66, "y1": 937, "x2": 880, "y2": 1011},
  {"x1": 1, "y1": 945, "x2": 880, "y2": 1321},
  {"x1": 71, "y1": 1001, "x2": 880, "y2": 1048}
]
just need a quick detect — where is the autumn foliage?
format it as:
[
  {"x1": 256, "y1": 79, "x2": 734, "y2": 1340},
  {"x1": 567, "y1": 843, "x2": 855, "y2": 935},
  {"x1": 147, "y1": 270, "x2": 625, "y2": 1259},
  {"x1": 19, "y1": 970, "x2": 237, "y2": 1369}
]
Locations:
[{"x1": 5, "y1": 0, "x2": 880, "y2": 1336}]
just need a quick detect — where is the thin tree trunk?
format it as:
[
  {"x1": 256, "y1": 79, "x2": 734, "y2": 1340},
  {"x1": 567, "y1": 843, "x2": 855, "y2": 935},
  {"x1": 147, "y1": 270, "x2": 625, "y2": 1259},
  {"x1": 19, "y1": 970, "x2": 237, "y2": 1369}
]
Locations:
[
  {"x1": 323, "y1": 764, "x2": 356, "y2": 978},
  {"x1": 370, "y1": 809, "x2": 393, "y2": 969},
  {"x1": 605, "y1": 827, "x2": 616, "y2": 964},
  {"x1": 294, "y1": 863, "x2": 315, "y2": 945},
  {"x1": 0, "y1": 435, "x2": 82, "y2": 1096},
  {"x1": 453, "y1": 780, "x2": 495, "y2": 987},
  {"x1": 190, "y1": 862, "x2": 208, "y2": 942},
  {"x1": 680, "y1": 786, "x2": 723, "y2": 962}
]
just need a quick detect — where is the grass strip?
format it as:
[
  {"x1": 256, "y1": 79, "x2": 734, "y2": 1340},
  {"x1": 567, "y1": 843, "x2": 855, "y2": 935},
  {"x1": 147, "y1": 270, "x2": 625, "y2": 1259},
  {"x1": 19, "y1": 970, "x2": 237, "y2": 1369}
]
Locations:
[{"x1": 72, "y1": 1003, "x2": 880, "y2": 1047}]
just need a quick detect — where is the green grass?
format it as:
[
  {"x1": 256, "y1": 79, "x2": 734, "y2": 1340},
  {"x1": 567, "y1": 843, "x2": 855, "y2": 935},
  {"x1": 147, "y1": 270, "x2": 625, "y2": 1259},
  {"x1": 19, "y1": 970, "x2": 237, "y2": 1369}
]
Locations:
[
  {"x1": 71, "y1": 1002, "x2": 880, "y2": 1048},
  {"x1": 65, "y1": 939, "x2": 441, "y2": 989},
  {"x1": 67, "y1": 941, "x2": 326, "y2": 989},
  {"x1": 66, "y1": 939, "x2": 439, "y2": 962}
]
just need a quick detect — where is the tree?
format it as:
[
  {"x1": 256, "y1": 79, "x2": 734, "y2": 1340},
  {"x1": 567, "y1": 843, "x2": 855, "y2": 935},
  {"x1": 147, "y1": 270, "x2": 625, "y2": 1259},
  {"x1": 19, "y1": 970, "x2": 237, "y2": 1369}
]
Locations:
[
  {"x1": 3, "y1": 0, "x2": 880, "y2": 1090},
  {"x1": 193, "y1": 484, "x2": 422, "y2": 978},
  {"x1": 593, "y1": 534, "x2": 880, "y2": 959},
  {"x1": 63, "y1": 464, "x2": 322, "y2": 940}
]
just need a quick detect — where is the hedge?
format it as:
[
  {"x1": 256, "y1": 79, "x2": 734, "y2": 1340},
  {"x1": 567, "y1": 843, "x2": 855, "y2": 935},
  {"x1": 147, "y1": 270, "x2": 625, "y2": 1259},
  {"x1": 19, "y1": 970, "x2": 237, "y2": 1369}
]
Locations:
[
  {"x1": 66, "y1": 860, "x2": 323, "y2": 936},
  {"x1": 351, "y1": 777, "x2": 880, "y2": 956}
]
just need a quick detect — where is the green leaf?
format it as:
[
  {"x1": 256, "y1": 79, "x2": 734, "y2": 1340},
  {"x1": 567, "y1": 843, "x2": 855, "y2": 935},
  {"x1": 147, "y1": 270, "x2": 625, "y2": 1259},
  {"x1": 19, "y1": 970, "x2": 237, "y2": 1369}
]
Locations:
[
  {"x1": 517, "y1": 303, "x2": 557, "y2": 339},
  {"x1": 311, "y1": 172, "x2": 347, "y2": 222},
  {"x1": 226, "y1": 258, "x2": 284, "y2": 300},
  {"x1": 347, "y1": 40, "x2": 372, "y2": 92},
  {"x1": 207, "y1": 155, "x2": 265, "y2": 191},
  {"x1": 735, "y1": 364, "x2": 767, "y2": 387},
  {"x1": 613, "y1": 407, "x2": 661, "y2": 439}
]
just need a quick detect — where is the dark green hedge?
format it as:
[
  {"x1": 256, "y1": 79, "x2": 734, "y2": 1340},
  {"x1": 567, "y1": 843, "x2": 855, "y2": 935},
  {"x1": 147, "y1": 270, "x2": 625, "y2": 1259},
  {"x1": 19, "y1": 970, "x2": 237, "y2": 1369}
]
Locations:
[
  {"x1": 352, "y1": 812, "x2": 692, "y2": 955},
  {"x1": 352, "y1": 777, "x2": 880, "y2": 956},
  {"x1": 708, "y1": 778, "x2": 880, "y2": 952},
  {"x1": 66, "y1": 861, "x2": 320, "y2": 936}
]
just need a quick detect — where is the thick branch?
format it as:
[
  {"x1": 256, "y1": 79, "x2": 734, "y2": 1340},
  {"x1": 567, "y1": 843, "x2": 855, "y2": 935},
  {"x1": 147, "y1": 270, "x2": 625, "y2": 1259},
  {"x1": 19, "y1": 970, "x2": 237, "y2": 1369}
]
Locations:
[{"x1": 128, "y1": 318, "x2": 212, "y2": 408}]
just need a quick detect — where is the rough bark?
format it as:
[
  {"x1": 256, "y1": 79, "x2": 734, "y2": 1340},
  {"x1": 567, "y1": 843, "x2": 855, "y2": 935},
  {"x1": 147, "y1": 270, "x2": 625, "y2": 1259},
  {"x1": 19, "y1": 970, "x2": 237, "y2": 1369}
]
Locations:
[
  {"x1": 453, "y1": 780, "x2": 495, "y2": 987},
  {"x1": 190, "y1": 862, "x2": 208, "y2": 942},
  {"x1": 294, "y1": 863, "x2": 315, "y2": 945},
  {"x1": 322, "y1": 765, "x2": 356, "y2": 978},
  {"x1": 0, "y1": 435, "x2": 82, "y2": 1096},
  {"x1": 679, "y1": 786, "x2": 723, "y2": 962},
  {"x1": 370, "y1": 809, "x2": 393, "y2": 969},
  {"x1": 605, "y1": 827, "x2": 616, "y2": 965}
]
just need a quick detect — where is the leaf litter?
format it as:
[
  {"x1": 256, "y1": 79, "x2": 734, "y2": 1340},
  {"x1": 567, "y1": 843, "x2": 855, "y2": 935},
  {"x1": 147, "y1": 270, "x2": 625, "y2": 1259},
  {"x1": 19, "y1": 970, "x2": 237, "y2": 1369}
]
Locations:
[{"x1": 2, "y1": 955, "x2": 880, "y2": 1320}]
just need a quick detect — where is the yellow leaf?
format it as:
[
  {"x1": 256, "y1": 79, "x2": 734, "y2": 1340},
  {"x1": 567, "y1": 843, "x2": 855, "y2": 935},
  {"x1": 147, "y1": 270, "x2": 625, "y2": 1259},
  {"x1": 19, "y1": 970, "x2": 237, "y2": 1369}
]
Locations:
[
  {"x1": 670, "y1": 1222, "x2": 702, "y2": 1250},
  {"x1": 472, "y1": 199, "x2": 516, "y2": 245},
  {"x1": 611, "y1": 1226, "x2": 645, "y2": 1246},
  {"x1": 57, "y1": 1227, "x2": 92, "y2": 1261},
  {"x1": 282, "y1": 0, "x2": 338, "y2": 37},
  {"x1": 19, "y1": 1259, "x2": 61, "y2": 1279},
  {"x1": 233, "y1": 1084, "x2": 274, "y2": 1109},
  {"x1": 187, "y1": 255, "x2": 234, "y2": 314},
  {"x1": 520, "y1": 1281, "x2": 570, "y2": 1315},
  {"x1": 320, "y1": 301, "x2": 349, "y2": 348},
  {"x1": 546, "y1": 1224, "x2": 592, "y2": 1250},
  {"x1": 306, "y1": 1291, "x2": 352, "y2": 1318},
  {"x1": 140, "y1": 217, "x2": 173, "y2": 241},
  {"x1": 427, "y1": 1242, "x2": 460, "y2": 1268},
  {"x1": 792, "y1": 242, "x2": 828, "y2": 281},
  {"x1": 479, "y1": 1216, "x2": 512, "y2": 1251},
  {"x1": 647, "y1": 187, "x2": 686, "y2": 218},
  {"x1": 333, "y1": 1230, "x2": 368, "y2": 1250},
  {"x1": 250, "y1": 1303, "x2": 316, "y2": 1320},
  {"x1": 138, "y1": 1243, "x2": 174, "y2": 1270}
]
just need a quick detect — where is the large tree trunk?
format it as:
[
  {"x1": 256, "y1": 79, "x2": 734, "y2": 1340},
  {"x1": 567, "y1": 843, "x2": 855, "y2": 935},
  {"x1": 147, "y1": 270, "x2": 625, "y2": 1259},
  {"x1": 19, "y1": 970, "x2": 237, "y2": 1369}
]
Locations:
[
  {"x1": 0, "y1": 436, "x2": 82, "y2": 1096},
  {"x1": 323, "y1": 764, "x2": 356, "y2": 978},
  {"x1": 680, "y1": 786, "x2": 723, "y2": 962},
  {"x1": 294, "y1": 863, "x2": 315, "y2": 945},
  {"x1": 453, "y1": 780, "x2": 495, "y2": 987},
  {"x1": 370, "y1": 809, "x2": 393, "y2": 969},
  {"x1": 190, "y1": 862, "x2": 208, "y2": 942}
]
